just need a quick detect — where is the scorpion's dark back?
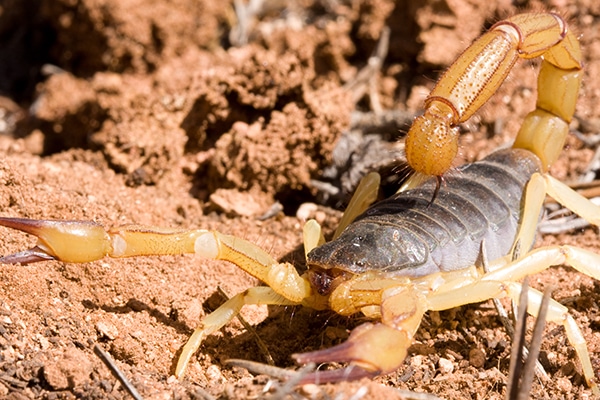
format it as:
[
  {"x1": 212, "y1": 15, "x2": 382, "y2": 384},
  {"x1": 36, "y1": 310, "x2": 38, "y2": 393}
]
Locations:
[{"x1": 307, "y1": 148, "x2": 542, "y2": 277}]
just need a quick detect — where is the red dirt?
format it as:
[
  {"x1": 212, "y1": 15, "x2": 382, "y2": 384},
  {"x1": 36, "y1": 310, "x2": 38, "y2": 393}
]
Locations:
[{"x1": 1, "y1": 0, "x2": 600, "y2": 399}]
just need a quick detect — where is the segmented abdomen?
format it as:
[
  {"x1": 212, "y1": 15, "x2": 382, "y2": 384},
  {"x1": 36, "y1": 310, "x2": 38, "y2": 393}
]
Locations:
[{"x1": 307, "y1": 148, "x2": 542, "y2": 277}]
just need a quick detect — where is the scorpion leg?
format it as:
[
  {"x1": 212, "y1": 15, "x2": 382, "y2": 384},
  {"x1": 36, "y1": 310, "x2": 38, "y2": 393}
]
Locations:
[
  {"x1": 510, "y1": 170, "x2": 600, "y2": 262},
  {"x1": 479, "y1": 173, "x2": 600, "y2": 394},
  {"x1": 436, "y1": 241, "x2": 600, "y2": 394},
  {"x1": 303, "y1": 219, "x2": 325, "y2": 258},
  {"x1": 301, "y1": 172, "x2": 380, "y2": 261},
  {"x1": 543, "y1": 174, "x2": 600, "y2": 226},
  {"x1": 176, "y1": 286, "x2": 298, "y2": 378},
  {"x1": 332, "y1": 171, "x2": 380, "y2": 240},
  {"x1": 485, "y1": 168, "x2": 600, "y2": 394},
  {"x1": 427, "y1": 278, "x2": 599, "y2": 395}
]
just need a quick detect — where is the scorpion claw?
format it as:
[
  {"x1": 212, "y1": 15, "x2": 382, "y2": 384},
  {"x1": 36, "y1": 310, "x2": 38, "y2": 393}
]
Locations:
[
  {"x1": 292, "y1": 322, "x2": 410, "y2": 383},
  {"x1": 0, "y1": 217, "x2": 56, "y2": 236},
  {"x1": 293, "y1": 365, "x2": 376, "y2": 385},
  {"x1": 0, "y1": 217, "x2": 112, "y2": 264},
  {"x1": 0, "y1": 246, "x2": 57, "y2": 265}
]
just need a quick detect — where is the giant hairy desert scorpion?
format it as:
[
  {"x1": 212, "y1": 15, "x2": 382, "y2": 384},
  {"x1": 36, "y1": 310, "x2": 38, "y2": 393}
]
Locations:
[{"x1": 1, "y1": 12, "x2": 599, "y2": 395}]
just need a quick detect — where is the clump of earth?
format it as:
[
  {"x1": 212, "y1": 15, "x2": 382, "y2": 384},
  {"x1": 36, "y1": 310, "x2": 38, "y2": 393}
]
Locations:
[{"x1": 1, "y1": 0, "x2": 600, "y2": 398}]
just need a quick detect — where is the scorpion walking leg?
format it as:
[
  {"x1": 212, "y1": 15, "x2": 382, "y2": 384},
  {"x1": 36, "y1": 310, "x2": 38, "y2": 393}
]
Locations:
[
  {"x1": 332, "y1": 172, "x2": 380, "y2": 240},
  {"x1": 483, "y1": 247, "x2": 600, "y2": 394},
  {"x1": 303, "y1": 219, "x2": 325, "y2": 258},
  {"x1": 543, "y1": 174, "x2": 600, "y2": 226},
  {"x1": 426, "y1": 279, "x2": 599, "y2": 395},
  {"x1": 511, "y1": 171, "x2": 600, "y2": 262},
  {"x1": 176, "y1": 286, "x2": 299, "y2": 378},
  {"x1": 302, "y1": 172, "x2": 380, "y2": 259},
  {"x1": 503, "y1": 283, "x2": 599, "y2": 397}
]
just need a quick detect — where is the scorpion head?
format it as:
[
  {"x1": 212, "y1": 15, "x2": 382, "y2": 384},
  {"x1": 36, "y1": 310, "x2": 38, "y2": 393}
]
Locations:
[
  {"x1": 306, "y1": 226, "x2": 387, "y2": 295},
  {"x1": 306, "y1": 221, "x2": 429, "y2": 296}
]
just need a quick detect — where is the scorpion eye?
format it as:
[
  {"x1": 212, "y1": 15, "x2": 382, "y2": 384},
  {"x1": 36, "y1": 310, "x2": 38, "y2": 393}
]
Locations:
[{"x1": 352, "y1": 235, "x2": 364, "y2": 247}]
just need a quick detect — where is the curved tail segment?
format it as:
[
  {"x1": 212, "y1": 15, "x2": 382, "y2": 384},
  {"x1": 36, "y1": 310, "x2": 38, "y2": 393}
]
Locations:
[{"x1": 404, "y1": 13, "x2": 582, "y2": 185}]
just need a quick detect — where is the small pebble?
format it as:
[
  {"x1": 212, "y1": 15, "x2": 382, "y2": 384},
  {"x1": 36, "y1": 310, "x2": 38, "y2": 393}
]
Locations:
[
  {"x1": 556, "y1": 377, "x2": 573, "y2": 393},
  {"x1": 205, "y1": 365, "x2": 224, "y2": 383},
  {"x1": 95, "y1": 321, "x2": 119, "y2": 340},
  {"x1": 438, "y1": 357, "x2": 454, "y2": 374},
  {"x1": 43, "y1": 349, "x2": 92, "y2": 390},
  {"x1": 300, "y1": 383, "x2": 321, "y2": 397},
  {"x1": 296, "y1": 202, "x2": 318, "y2": 221},
  {"x1": 469, "y1": 348, "x2": 486, "y2": 368}
]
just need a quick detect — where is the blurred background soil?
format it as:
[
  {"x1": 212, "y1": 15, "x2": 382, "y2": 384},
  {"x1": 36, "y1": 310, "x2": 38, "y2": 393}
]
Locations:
[{"x1": 1, "y1": 0, "x2": 600, "y2": 398}]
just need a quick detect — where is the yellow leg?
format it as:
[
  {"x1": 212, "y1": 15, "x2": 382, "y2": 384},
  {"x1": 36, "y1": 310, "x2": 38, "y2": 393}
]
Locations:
[
  {"x1": 543, "y1": 174, "x2": 600, "y2": 226},
  {"x1": 511, "y1": 173, "x2": 546, "y2": 259},
  {"x1": 303, "y1": 172, "x2": 379, "y2": 257},
  {"x1": 503, "y1": 283, "x2": 597, "y2": 396},
  {"x1": 487, "y1": 246, "x2": 600, "y2": 394},
  {"x1": 485, "y1": 245, "x2": 600, "y2": 287},
  {"x1": 176, "y1": 286, "x2": 298, "y2": 378},
  {"x1": 303, "y1": 219, "x2": 325, "y2": 257},
  {"x1": 511, "y1": 171, "x2": 600, "y2": 262},
  {"x1": 332, "y1": 171, "x2": 380, "y2": 240},
  {"x1": 426, "y1": 278, "x2": 598, "y2": 395}
]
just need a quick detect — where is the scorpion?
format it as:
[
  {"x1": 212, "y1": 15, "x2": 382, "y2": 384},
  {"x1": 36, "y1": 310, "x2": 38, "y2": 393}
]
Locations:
[{"x1": 1, "y1": 12, "x2": 599, "y2": 395}]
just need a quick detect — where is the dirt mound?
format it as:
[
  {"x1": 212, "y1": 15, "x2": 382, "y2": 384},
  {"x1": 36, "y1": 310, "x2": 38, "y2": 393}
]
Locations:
[{"x1": 1, "y1": 0, "x2": 600, "y2": 398}]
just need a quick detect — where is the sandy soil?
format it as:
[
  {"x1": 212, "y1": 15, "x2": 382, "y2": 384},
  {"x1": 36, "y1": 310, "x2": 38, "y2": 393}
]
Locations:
[{"x1": 1, "y1": 0, "x2": 600, "y2": 399}]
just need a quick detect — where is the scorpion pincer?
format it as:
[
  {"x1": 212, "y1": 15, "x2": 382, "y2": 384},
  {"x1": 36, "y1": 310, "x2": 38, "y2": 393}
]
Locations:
[{"x1": 1, "y1": 12, "x2": 600, "y2": 395}]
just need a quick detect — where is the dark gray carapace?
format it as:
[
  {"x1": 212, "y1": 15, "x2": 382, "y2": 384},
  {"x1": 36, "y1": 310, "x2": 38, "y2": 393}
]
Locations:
[{"x1": 307, "y1": 148, "x2": 542, "y2": 288}]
